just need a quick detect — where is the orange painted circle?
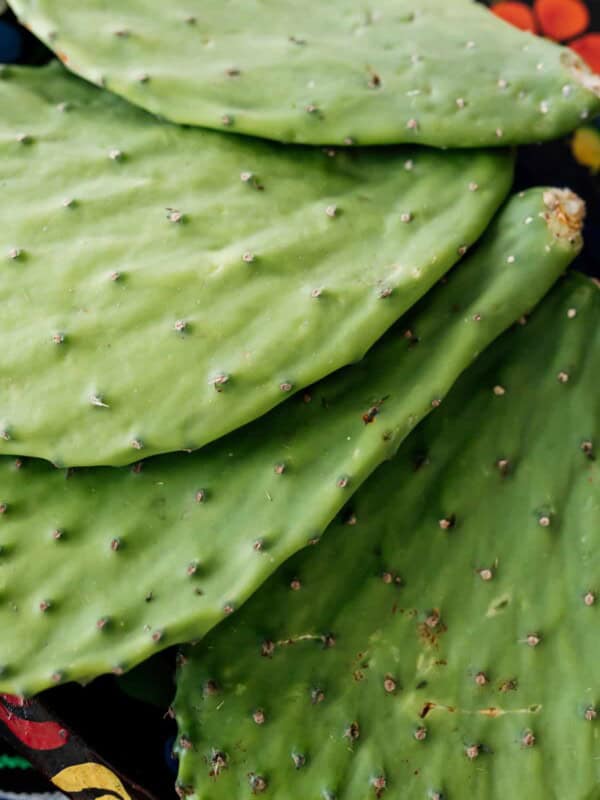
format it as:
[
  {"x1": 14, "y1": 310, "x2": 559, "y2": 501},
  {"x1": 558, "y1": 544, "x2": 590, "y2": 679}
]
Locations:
[
  {"x1": 534, "y1": 0, "x2": 590, "y2": 41},
  {"x1": 491, "y1": 1, "x2": 538, "y2": 32}
]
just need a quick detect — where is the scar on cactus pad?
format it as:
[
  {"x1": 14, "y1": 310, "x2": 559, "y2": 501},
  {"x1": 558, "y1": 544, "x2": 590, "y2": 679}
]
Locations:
[
  {"x1": 0, "y1": 188, "x2": 582, "y2": 698},
  {"x1": 0, "y1": 63, "x2": 513, "y2": 467},
  {"x1": 5, "y1": 0, "x2": 600, "y2": 146},
  {"x1": 174, "y1": 271, "x2": 599, "y2": 800}
]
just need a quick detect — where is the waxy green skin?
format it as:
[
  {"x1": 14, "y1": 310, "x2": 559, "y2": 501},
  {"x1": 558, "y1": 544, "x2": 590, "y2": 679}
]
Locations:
[
  {"x1": 7, "y1": 0, "x2": 600, "y2": 147},
  {"x1": 0, "y1": 64, "x2": 512, "y2": 468},
  {"x1": 174, "y1": 273, "x2": 600, "y2": 800},
  {"x1": 0, "y1": 189, "x2": 575, "y2": 698}
]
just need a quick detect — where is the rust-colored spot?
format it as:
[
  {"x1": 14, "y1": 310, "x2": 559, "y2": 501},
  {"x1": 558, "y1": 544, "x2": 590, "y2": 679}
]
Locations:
[
  {"x1": 419, "y1": 701, "x2": 436, "y2": 719},
  {"x1": 57, "y1": 50, "x2": 69, "y2": 64}
]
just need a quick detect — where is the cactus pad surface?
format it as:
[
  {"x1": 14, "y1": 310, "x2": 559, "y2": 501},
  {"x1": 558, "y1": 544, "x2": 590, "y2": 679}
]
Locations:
[
  {"x1": 6, "y1": 0, "x2": 600, "y2": 147},
  {"x1": 0, "y1": 63, "x2": 512, "y2": 467},
  {"x1": 174, "y1": 271, "x2": 600, "y2": 800},
  {"x1": 0, "y1": 188, "x2": 579, "y2": 698}
]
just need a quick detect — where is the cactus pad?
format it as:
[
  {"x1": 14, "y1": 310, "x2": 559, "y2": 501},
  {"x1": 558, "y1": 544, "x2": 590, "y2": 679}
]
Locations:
[
  {"x1": 0, "y1": 188, "x2": 579, "y2": 698},
  {"x1": 0, "y1": 63, "x2": 512, "y2": 467},
  {"x1": 174, "y1": 271, "x2": 600, "y2": 800},
  {"x1": 6, "y1": 0, "x2": 600, "y2": 147}
]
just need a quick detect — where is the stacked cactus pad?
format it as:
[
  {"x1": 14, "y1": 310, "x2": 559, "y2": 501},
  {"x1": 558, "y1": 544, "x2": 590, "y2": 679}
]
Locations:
[{"x1": 0, "y1": 2, "x2": 598, "y2": 798}]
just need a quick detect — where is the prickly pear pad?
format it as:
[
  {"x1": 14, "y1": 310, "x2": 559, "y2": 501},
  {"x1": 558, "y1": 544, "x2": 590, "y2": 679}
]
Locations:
[
  {"x1": 0, "y1": 63, "x2": 512, "y2": 467},
  {"x1": 174, "y1": 273, "x2": 600, "y2": 800},
  {"x1": 0, "y1": 189, "x2": 580, "y2": 698},
  {"x1": 7, "y1": 0, "x2": 600, "y2": 146}
]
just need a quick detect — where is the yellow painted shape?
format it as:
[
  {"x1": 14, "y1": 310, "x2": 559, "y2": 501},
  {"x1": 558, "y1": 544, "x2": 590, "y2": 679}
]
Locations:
[
  {"x1": 52, "y1": 761, "x2": 132, "y2": 799},
  {"x1": 571, "y1": 127, "x2": 600, "y2": 173}
]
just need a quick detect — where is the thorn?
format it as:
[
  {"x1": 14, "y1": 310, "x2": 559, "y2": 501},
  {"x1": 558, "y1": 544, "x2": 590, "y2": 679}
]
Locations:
[
  {"x1": 109, "y1": 148, "x2": 123, "y2": 161},
  {"x1": 438, "y1": 516, "x2": 455, "y2": 530},
  {"x1": 525, "y1": 633, "x2": 541, "y2": 647},
  {"x1": 290, "y1": 578, "x2": 301, "y2": 591},
  {"x1": 383, "y1": 676, "x2": 397, "y2": 693},
  {"x1": 39, "y1": 600, "x2": 51, "y2": 612},
  {"x1": 465, "y1": 744, "x2": 480, "y2": 760},
  {"x1": 203, "y1": 680, "x2": 219, "y2": 696},
  {"x1": 538, "y1": 515, "x2": 551, "y2": 528},
  {"x1": 583, "y1": 591, "x2": 596, "y2": 606},
  {"x1": 425, "y1": 610, "x2": 440, "y2": 628},
  {"x1": 292, "y1": 752, "x2": 306, "y2": 769},
  {"x1": 209, "y1": 373, "x2": 230, "y2": 391},
  {"x1": 414, "y1": 726, "x2": 427, "y2": 741},
  {"x1": 8, "y1": 248, "x2": 20, "y2": 260},
  {"x1": 274, "y1": 463, "x2": 286, "y2": 475},
  {"x1": 493, "y1": 385, "x2": 506, "y2": 396},
  {"x1": 52, "y1": 333, "x2": 65, "y2": 345},
  {"x1": 406, "y1": 118, "x2": 419, "y2": 131},
  {"x1": 242, "y1": 251, "x2": 255, "y2": 263},
  {"x1": 249, "y1": 774, "x2": 267, "y2": 794},
  {"x1": 584, "y1": 706, "x2": 598, "y2": 721},
  {"x1": 261, "y1": 640, "x2": 275, "y2": 657},
  {"x1": 325, "y1": 204, "x2": 338, "y2": 217},
  {"x1": 478, "y1": 568, "x2": 493, "y2": 581},
  {"x1": 345, "y1": 721, "x2": 360, "y2": 741},
  {"x1": 221, "y1": 114, "x2": 234, "y2": 126},
  {"x1": 166, "y1": 208, "x2": 183, "y2": 223},
  {"x1": 110, "y1": 537, "x2": 121, "y2": 551},
  {"x1": 521, "y1": 730, "x2": 536, "y2": 747},
  {"x1": 474, "y1": 671, "x2": 489, "y2": 686},
  {"x1": 252, "y1": 709, "x2": 265, "y2": 725},
  {"x1": 469, "y1": 182, "x2": 479, "y2": 192},
  {"x1": 89, "y1": 394, "x2": 109, "y2": 408},
  {"x1": 279, "y1": 381, "x2": 293, "y2": 392},
  {"x1": 130, "y1": 438, "x2": 144, "y2": 450},
  {"x1": 311, "y1": 687, "x2": 325, "y2": 704},
  {"x1": 336, "y1": 475, "x2": 350, "y2": 489},
  {"x1": 456, "y1": 97, "x2": 466, "y2": 108},
  {"x1": 174, "y1": 320, "x2": 187, "y2": 332},
  {"x1": 195, "y1": 489, "x2": 206, "y2": 503}
]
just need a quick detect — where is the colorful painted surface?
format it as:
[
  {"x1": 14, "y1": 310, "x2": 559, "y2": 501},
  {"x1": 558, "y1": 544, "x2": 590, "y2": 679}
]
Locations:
[{"x1": 491, "y1": 0, "x2": 600, "y2": 72}]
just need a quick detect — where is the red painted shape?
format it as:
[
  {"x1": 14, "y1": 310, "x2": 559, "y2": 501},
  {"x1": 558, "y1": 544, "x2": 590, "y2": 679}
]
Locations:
[
  {"x1": 0, "y1": 698, "x2": 69, "y2": 750},
  {"x1": 570, "y1": 33, "x2": 600, "y2": 74},
  {"x1": 491, "y1": 2, "x2": 538, "y2": 33},
  {"x1": 1, "y1": 694, "x2": 29, "y2": 708}
]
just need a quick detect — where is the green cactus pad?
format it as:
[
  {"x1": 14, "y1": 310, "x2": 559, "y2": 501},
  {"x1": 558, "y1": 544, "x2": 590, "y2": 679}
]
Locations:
[
  {"x1": 0, "y1": 64, "x2": 513, "y2": 468},
  {"x1": 174, "y1": 271, "x2": 600, "y2": 800},
  {"x1": 6, "y1": 0, "x2": 600, "y2": 147},
  {"x1": 0, "y1": 188, "x2": 581, "y2": 698}
]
